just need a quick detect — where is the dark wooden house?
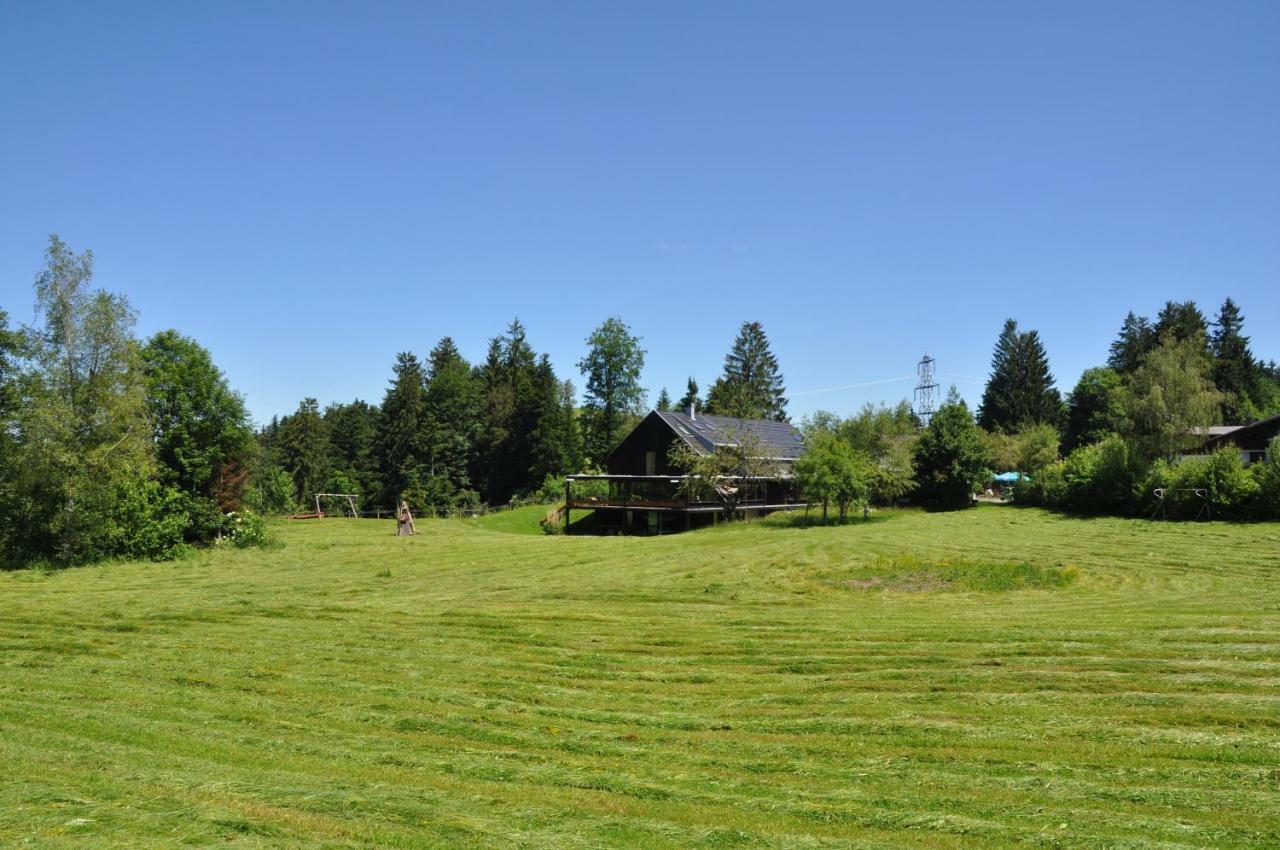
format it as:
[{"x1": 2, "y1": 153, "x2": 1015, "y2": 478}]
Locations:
[
  {"x1": 564, "y1": 405, "x2": 808, "y2": 534},
  {"x1": 1193, "y1": 413, "x2": 1280, "y2": 466}
]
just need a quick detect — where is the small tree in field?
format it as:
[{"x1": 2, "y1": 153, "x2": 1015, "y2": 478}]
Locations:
[
  {"x1": 913, "y1": 391, "x2": 991, "y2": 510},
  {"x1": 794, "y1": 431, "x2": 872, "y2": 520},
  {"x1": 669, "y1": 431, "x2": 779, "y2": 522}
]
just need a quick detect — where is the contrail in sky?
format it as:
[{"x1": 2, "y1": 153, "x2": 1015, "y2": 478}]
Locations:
[{"x1": 791, "y1": 376, "x2": 915, "y2": 397}]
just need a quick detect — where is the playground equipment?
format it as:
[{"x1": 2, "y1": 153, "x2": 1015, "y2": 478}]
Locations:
[
  {"x1": 288, "y1": 493, "x2": 360, "y2": 520},
  {"x1": 1150, "y1": 488, "x2": 1211, "y2": 521}
]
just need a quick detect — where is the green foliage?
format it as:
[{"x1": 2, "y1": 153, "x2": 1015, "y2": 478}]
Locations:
[
  {"x1": 794, "y1": 431, "x2": 873, "y2": 520},
  {"x1": 324, "y1": 399, "x2": 381, "y2": 504},
  {"x1": 704, "y1": 321, "x2": 788, "y2": 421},
  {"x1": 1023, "y1": 434, "x2": 1145, "y2": 515},
  {"x1": 676, "y1": 377, "x2": 700, "y2": 412},
  {"x1": 141, "y1": 330, "x2": 253, "y2": 541},
  {"x1": 670, "y1": 430, "x2": 779, "y2": 521},
  {"x1": 577, "y1": 317, "x2": 646, "y2": 463},
  {"x1": 1121, "y1": 336, "x2": 1223, "y2": 460},
  {"x1": 655, "y1": 387, "x2": 672, "y2": 412},
  {"x1": 1148, "y1": 447, "x2": 1259, "y2": 518},
  {"x1": 277, "y1": 398, "x2": 330, "y2": 504},
  {"x1": 1064, "y1": 366, "x2": 1125, "y2": 453},
  {"x1": 912, "y1": 392, "x2": 990, "y2": 509},
  {"x1": 5, "y1": 236, "x2": 161, "y2": 565},
  {"x1": 377, "y1": 351, "x2": 429, "y2": 505},
  {"x1": 1107, "y1": 311, "x2": 1156, "y2": 374},
  {"x1": 223, "y1": 509, "x2": 274, "y2": 549},
  {"x1": 424, "y1": 337, "x2": 479, "y2": 494},
  {"x1": 245, "y1": 464, "x2": 295, "y2": 515},
  {"x1": 977, "y1": 319, "x2": 1063, "y2": 432},
  {"x1": 473, "y1": 319, "x2": 569, "y2": 503},
  {"x1": 1252, "y1": 440, "x2": 1280, "y2": 519}
]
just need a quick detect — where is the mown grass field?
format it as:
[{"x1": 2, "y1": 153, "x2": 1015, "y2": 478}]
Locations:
[{"x1": 2, "y1": 506, "x2": 1279, "y2": 849}]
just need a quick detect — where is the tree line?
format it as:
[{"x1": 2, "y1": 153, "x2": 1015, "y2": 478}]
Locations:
[
  {"x1": 0, "y1": 237, "x2": 795, "y2": 565},
  {"x1": 798, "y1": 297, "x2": 1280, "y2": 519}
]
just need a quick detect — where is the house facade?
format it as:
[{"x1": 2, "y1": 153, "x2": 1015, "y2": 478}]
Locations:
[
  {"x1": 564, "y1": 406, "x2": 808, "y2": 534},
  {"x1": 1193, "y1": 413, "x2": 1280, "y2": 465}
]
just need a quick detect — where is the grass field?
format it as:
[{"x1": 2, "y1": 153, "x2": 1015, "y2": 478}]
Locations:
[{"x1": 2, "y1": 506, "x2": 1279, "y2": 848}]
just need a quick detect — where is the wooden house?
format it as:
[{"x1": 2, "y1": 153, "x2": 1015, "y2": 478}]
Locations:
[
  {"x1": 564, "y1": 404, "x2": 808, "y2": 534},
  {"x1": 1193, "y1": 413, "x2": 1280, "y2": 466}
]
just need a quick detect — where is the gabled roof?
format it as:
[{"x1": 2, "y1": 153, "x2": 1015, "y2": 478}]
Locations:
[{"x1": 654, "y1": 410, "x2": 805, "y2": 460}]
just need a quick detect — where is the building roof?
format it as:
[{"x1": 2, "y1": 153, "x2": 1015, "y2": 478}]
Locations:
[
  {"x1": 654, "y1": 410, "x2": 806, "y2": 460},
  {"x1": 1192, "y1": 425, "x2": 1244, "y2": 437},
  {"x1": 1198, "y1": 412, "x2": 1280, "y2": 451}
]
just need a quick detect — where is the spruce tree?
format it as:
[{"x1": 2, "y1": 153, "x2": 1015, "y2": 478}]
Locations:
[
  {"x1": 1210, "y1": 298, "x2": 1260, "y2": 422},
  {"x1": 1063, "y1": 367, "x2": 1125, "y2": 453},
  {"x1": 324, "y1": 400, "x2": 381, "y2": 501},
  {"x1": 1107, "y1": 311, "x2": 1155, "y2": 373},
  {"x1": 1154, "y1": 300, "x2": 1210, "y2": 348},
  {"x1": 377, "y1": 351, "x2": 429, "y2": 505},
  {"x1": 705, "y1": 321, "x2": 788, "y2": 421},
  {"x1": 977, "y1": 320, "x2": 1062, "y2": 432},
  {"x1": 279, "y1": 398, "x2": 330, "y2": 504},
  {"x1": 656, "y1": 387, "x2": 672, "y2": 412},
  {"x1": 424, "y1": 336, "x2": 479, "y2": 494},
  {"x1": 677, "y1": 378, "x2": 700, "y2": 412}
]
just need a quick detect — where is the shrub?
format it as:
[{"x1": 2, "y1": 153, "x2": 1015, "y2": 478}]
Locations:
[
  {"x1": 1149, "y1": 447, "x2": 1258, "y2": 519},
  {"x1": 1022, "y1": 435, "x2": 1144, "y2": 515},
  {"x1": 1252, "y1": 442, "x2": 1280, "y2": 520},
  {"x1": 246, "y1": 466, "x2": 295, "y2": 515},
  {"x1": 101, "y1": 480, "x2": 192, "y2": 562},
  {"x1": 225, "y1": 509, "x2": 274, "y2": 549}
]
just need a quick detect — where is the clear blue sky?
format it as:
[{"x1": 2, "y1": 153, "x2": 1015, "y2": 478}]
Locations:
[{"x1": 3, "y1": 2, "x2": 1278, "y2": 425}]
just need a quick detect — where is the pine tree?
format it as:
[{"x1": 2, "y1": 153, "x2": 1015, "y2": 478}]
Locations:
[
  {"x1": 705, "y1": 321, "x2": 788, "y2": 421},
  {"x1": 656, "y1": 387, "x2": 672, "y2": 412},
  {"x1": 324, "y1": 400, "x2": 381, "y2": 501},
  {"x1": 529, "y1": 358, "x2": 581, "y2": 485},
  {"x1": 977, "y1": 320, "x2": 1062, "y2": 432},
  {"x1": 1154, "y1": 300, "x2": 1210, "y2": 348},
  {"x1": 1210, "y1": 298, "x2": 1260, "y2": 423},
  {"x1": 424, "y1": 336, "x2": 479, "y2": 495},
  {"x1": 578, "y1": 317, "x2": 646, "y2": 462},
  {"x1": 279, "y1": 398, "x2": 330, "y2": 504},
  {"x1": 474, "y1": 319, "x2": 552, "y2": 502},
  {"x1": 377, "y1": 351, "x2": 429, "y2": 505},
  {"x1": 1107, "y1": 311, "x2": 1155, "y2": 373},
  {"x1": 1063, "y1": 367, "x2": 1125, "y2": 453},
  {"x1": 677, "y1": 378, "x2": 700, "y2": 412}
]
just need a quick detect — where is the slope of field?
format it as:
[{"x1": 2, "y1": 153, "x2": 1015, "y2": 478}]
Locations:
[{"x1": 2, "y1": 507, "x2": 1278, "y2": 848}]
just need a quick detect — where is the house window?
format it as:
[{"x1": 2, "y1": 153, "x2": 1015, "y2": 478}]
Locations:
[{"x1": 645, "y1": 451, "x2": 656, "y2": 476}]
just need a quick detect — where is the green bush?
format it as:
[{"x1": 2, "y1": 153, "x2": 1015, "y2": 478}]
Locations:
[
  {"x1": 1253, "y1": 442, "x2": 1280, "y2": 520},
  {"x1": 1149, "y1": 447, "x2": 1259, "y2": 519},
  {"x1": 101, "y1": 480, "x2": 192, "y2": 562},
  {"x1": 1021, "y1": 435, "x2": 1144, "y2": 515},
  {"x1": 224, "y1": 509, "x2": 274, "y2": 549},
  {"x1": 246, "y1": 466, "x2": 295, "y2": 515}
]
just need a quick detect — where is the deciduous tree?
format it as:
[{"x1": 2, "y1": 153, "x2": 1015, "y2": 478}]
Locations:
[{"x1": 578, "y1": 317, "x2": 646, "y2": 463}]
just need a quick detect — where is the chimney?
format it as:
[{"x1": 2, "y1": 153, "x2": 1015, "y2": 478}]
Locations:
[{"x1": 686, "y1": 401, "x2": 697, "y2": 420}]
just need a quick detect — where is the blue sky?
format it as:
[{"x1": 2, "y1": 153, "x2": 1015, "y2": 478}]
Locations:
[{"x1": 2, "y1": 1, "x2": 1277, "y2": 425}]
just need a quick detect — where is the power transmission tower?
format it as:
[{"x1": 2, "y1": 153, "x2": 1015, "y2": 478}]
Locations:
[{"x1": 914, "y1": 354, "x2": 939, "y2": 427}]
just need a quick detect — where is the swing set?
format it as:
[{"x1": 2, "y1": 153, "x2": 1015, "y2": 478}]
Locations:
[
  {"x1": 288, "y1": 493, "x2": 360, "y2": 520},
  {"x1": 1150, "y1": 488, "x2": 1211, "y2": 521}
]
